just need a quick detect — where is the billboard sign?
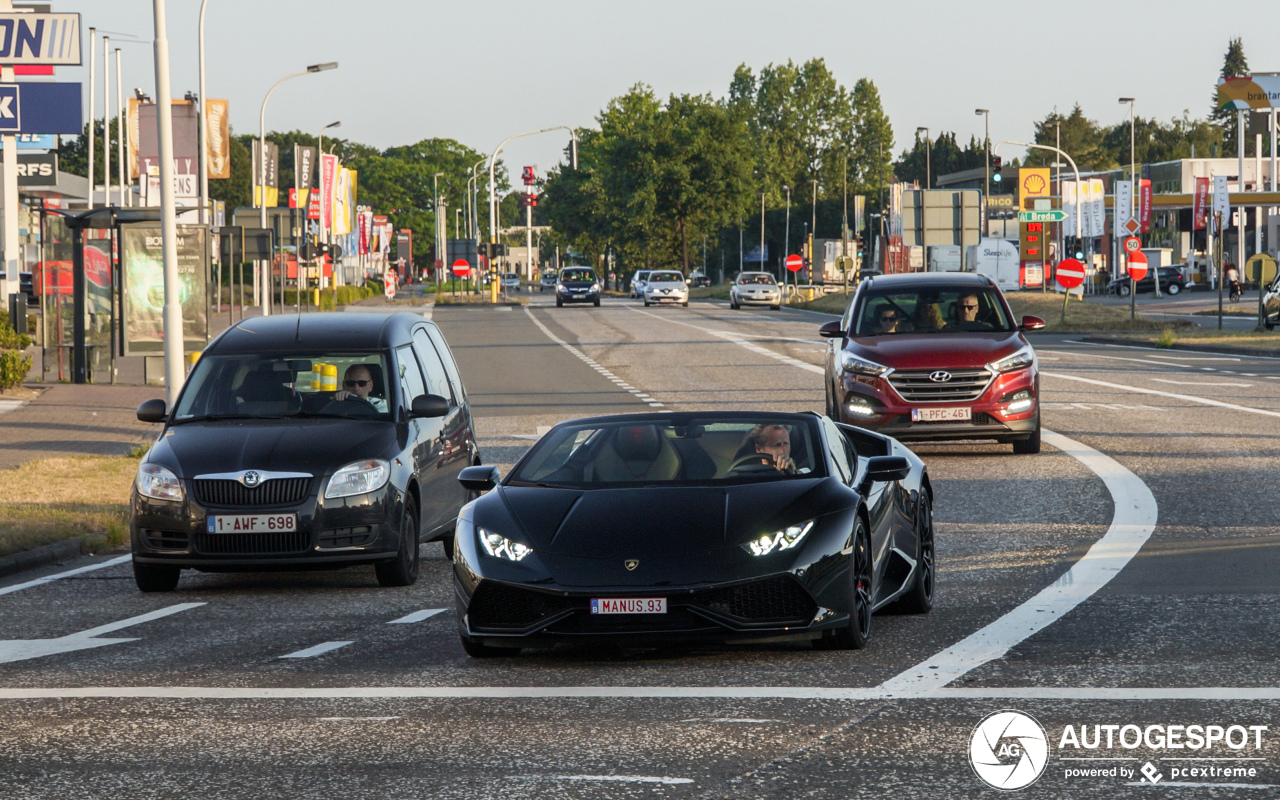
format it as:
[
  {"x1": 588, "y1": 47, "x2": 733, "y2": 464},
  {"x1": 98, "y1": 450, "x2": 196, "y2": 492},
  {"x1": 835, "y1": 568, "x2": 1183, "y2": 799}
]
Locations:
[
  {"x1": 15, "y1": 151, "x2": 55, "y2": 186},
  {"x1": 0, "y1": 14, "x2": 82, "y2": 65},
  {"x1": 0, "y1": 82, "x2": 80, "y2": 134},
  {"x1": 294, "y1": 144, "x2": 316, "y2": 206},
  {"x1": 1192, "y1": 177, "x2": 1210, "y2": 231},
  {"x1": 1217, "y1": 75, "x2": 1280, "y2": 110},
  {"x1": 0, "y1": 132, "x2": 55, "y2": 149},
  {"x1": 135, "y1": 99, "x2": 198, "y2": 179},
  {"x1": 120, "y1": 226, "x2": 208, "y2": 356}
]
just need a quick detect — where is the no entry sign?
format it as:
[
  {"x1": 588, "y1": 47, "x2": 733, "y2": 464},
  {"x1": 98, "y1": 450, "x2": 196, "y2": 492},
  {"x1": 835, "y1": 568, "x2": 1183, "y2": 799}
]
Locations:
[
  {"x1": 1055, "y1": 258, "x2": 1085, "y2": 289},
  {"x1": 1126, "y1": 250, "x2": 1149, "y2": 282},
  {"x1": 786, "y1": 254, "x2": 804, "y2": 272},
  {"x1": 451, "y1": 259, "x2": 471, "y2": 278}
]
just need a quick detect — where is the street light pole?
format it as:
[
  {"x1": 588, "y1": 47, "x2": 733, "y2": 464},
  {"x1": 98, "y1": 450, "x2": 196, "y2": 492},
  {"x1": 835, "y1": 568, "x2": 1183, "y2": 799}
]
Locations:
[
  {"x1": 257, "y1": 62, "x2": 336, "y2": 315},
  {"x1": 916, "y1": 127, "x2": 931, "y2": 190},
  {"x1": 976, "y1": 109, "x2": 989, "y2": 233},
  {"x1": 487, "y1": 126, "x2": 578, "y2": 257},
  {"x1": 1118, "y1": 98, "x2": 1151, "y2": 296},
  {"x1": 151, "y1": 0, "x2": 183, "y2": 404},
  {"x1": 197, "y1": 0, "x2": 208, "y2": 224},
  {"x1": 782, "y1": 184, "x2": 790, "y2": 292},
  {"x1": 760, "y1": 191, "x2": 766, "y2": 273}
]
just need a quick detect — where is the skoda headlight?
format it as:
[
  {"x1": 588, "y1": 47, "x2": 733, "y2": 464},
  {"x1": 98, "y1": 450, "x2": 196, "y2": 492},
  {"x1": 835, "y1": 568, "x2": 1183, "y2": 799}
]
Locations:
[
  {"x1": 325, "y1": 458, "x2": 390, "y2": 499},
  {"x1": 136, "y1": 462, "x2": 184, "y2": 502},
  {"x1": 745, "y1": 520, "x2": 815, "y2": 556},
  {"x1": 478, "y1": 527, "x2": 532, "y2": 561},
  {"x1": 840, "y1": 351, "x2": 893, "y2": 377},
  {"x1": 988, "y1": 345, "x2": 1037, "y2": 374}
]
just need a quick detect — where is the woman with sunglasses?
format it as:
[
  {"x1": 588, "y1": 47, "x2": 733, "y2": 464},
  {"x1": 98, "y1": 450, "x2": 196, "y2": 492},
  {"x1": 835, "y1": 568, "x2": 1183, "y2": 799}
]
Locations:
[{"x1": 334, "y1": 363, "x2": 388, "y2": 412}]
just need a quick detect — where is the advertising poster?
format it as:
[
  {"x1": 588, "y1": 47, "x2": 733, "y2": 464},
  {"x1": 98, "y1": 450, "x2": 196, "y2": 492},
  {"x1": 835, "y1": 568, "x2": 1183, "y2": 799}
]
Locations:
[
  {"x1": 1193, "y1": 176, "x2": 1210, "y2": 231},
  {"x1": 1086, "y1": 178, "x2": 1106, "y2": 238},
  {"x1": 84, "y1": 236, "x2": 113, "y2": 354},
  {"x1": 121, "y1": 226, "x2": 208, "y2": 355},
  {"x1": 252, "y1": 140, "x2": 279, "y2": 208},
  {"x1": 204, "y1": 99, "x2": 231, "y2": 179},
  {"x1": 294, "y1": 144, "x2": 316, "y2": 206},
  {"x1": 319, "y1": 154, "x2": 338, "y2": 234}
]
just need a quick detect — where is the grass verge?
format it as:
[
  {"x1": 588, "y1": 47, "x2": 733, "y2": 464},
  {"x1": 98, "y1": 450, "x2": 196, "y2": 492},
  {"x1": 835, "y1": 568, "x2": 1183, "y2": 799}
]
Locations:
[
  {"x1": 1097, "y1": 328, "x2": 1280, "y2": 355},
  {"x1": 0, "y1": 454, "x2": 139, "y2": 558}
]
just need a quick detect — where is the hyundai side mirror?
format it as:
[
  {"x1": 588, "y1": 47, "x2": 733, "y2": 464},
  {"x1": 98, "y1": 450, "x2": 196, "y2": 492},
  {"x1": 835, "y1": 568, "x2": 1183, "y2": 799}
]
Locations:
[
  {"x1": 863, "y1": 455, "x2": 910, "y2": 483},
  {"x1": 1019, "y1": 315, "x2": 1047, "y2": 331},
  {"x1": 458, "y1": 464, "x2": 500, "y2": 492},
  {"x1": 409, "y1": 394, "x2": 450, "y2": 418},
  {"x1": 136, "y1": 398, "x2": 167, "y2": 423},
  {"x1": 818, "y1": 320, "x2": 846, "y2": 338}
]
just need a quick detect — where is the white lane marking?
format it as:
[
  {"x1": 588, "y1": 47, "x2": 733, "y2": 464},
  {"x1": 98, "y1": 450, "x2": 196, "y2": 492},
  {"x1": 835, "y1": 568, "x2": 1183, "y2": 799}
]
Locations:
[
  {"x1": 1144, "y1": 354, "x2": 1240, "y2": 362},
  {"x1": 1122, "y1": 783, "x2": 1280, "y2": 790},
  {"x1": 681, "y1": 718, "x2": 782, "y2": 724},
  {"x1": 525, "y1": 307, "x2": 666, "y2": 407},
  {"x1": 317, "y1": 716, "x2": 400, "y2": 722},
  {"x1": 0, "y1": 554, "x2": 131, "y2": 597},
  {"x1": 387, "y1": 609, "x2": 446, "y2": 624},
  {"x1": 1043, "y1": 350, "x2": 1193, "y2": 368},
  {"x1": 0, "y1": 603, "x2": 206, "y2": 665},
  {"x1": 543, "y1": 776, "x2": 693, "y2": 785},
  {"x1": 7, "y1": 686, "x2": 1280, "y2": 701},
  {"x1": 0, "y1": 400, "x2": 22, "y2": 415},
  {"x1": 1065, "y1": 340, "x2": 1270, "y2": 361},
  {"x1": 1150, "y1": 379, "x2": 1252, "y2": 387},
  {"x1": 630, "y1": 307, "x2": 825, "y2": 374},
  {"x1": 1044, "y1": 371, "x2": 1280, "y2": 419},
  {"x1": 279, "y1": 641, "x2": 353, "y2": 659},
  {"x1": 877, "y1": 429, "x2": 1157, "y2": 696}
]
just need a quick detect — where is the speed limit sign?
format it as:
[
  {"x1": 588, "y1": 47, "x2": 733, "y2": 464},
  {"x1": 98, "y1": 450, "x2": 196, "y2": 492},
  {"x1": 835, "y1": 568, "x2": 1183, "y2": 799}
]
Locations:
[{"x1": 1123, "y1": 236, "x2": 1141, "y2": 254}]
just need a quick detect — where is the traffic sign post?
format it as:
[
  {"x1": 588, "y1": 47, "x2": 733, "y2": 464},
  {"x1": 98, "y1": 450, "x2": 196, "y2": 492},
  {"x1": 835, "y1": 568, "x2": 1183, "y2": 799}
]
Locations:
[
  {"x1": 1123, "y1": 236, "x2": 1141, "y2": 254},
  {"x1": 1126, "y1": 250, "x2": 1148, "y2": 321},
  {"x1": 1055, "y1": 258, "x2": 1085, "y2": 324},
  {"x1": 1017, "y1": 210, "x2": 1068, "y2": 223},
  {"x1": 786, "y1": 254, "x2": 803, "y2": 272}
]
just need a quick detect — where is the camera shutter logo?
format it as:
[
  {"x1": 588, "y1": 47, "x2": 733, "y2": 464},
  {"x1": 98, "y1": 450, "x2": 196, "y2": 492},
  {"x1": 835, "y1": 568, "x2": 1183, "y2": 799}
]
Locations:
[{"x1": 969, "y1": 710, "x2": 1049, "y2": 791}]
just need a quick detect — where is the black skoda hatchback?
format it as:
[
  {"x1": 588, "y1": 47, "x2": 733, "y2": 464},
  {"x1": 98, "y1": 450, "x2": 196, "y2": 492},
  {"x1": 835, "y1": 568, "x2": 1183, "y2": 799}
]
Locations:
[{"x1": 129, "y1": 312, "x2": 479, "y2": 592}]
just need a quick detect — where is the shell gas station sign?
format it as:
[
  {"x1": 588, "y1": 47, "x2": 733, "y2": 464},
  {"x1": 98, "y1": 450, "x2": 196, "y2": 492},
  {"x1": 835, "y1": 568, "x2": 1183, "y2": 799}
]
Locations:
[{"x1": 1019, "y1": 168, "x2": 1052, "y2": 286}]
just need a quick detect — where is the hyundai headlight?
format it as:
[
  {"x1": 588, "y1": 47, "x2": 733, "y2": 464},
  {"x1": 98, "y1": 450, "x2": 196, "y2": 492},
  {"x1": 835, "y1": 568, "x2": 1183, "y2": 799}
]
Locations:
[
  {"x1": 989, "y1": 345, "x2": 1037, "y2": 374},
  {"x1": 136, "y1": 462, "x2": 184, "y2": 502},
  {"x1": 325, "y1": 459, "x2": 390, "y2": 499},
  {"x1": 478, "y1": 527, "x2": 533, "y2": 561},
  {"x1": 746, "y1": 521, "x2": 815, "y2": 556},
  {"x1": 840, "y1": 351, "x2": 893, "y2": 377}
]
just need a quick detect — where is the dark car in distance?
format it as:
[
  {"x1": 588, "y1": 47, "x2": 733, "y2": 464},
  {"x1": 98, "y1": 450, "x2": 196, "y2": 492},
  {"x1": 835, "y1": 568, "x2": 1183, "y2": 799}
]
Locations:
[
  {"x1": 1108, "y1": 266, "x2": 1187, "y2": 297},
  {"x1": 821, "y1": 272, "x2": 1045, "y2": 454},
  {"x1": 129, "y1": 312, "x2": 480, "y2": 592},
  {"x1": 452, "y1": 411, "x2": 933, "y2": 657},
  {"x1": 555, "y1": 266, "x2": 601, "y2": 307}
]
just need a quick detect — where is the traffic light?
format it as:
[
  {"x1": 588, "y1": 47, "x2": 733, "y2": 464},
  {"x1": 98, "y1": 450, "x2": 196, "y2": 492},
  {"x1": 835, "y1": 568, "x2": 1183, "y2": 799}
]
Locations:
[{"x1": 992, "y1": 155, "x2": 1003, "y2": 182}]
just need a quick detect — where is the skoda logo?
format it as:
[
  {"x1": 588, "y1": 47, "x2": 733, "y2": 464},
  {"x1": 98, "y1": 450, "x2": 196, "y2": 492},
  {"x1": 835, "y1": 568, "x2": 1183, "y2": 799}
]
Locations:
[
  {"x1": 624, "y1": 559, "x2": 639, "y2": 571},
  {"x1": 929, "y1": 371, "x2": 952, "y2": 383},
  {"x1": 240, "y1": 470, "x2": 262, "y2": 488},
  {"x1": 969, "y1": 710, "x2": 1049, "y2": 791}
]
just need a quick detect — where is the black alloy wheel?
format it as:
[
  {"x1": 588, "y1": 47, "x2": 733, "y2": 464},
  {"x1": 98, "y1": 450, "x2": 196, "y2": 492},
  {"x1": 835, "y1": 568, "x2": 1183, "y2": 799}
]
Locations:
[
  {"x1": 376, "y1": 497, "x2": 420, "y2": 587},
  {"x1": 815, "y1": 518, "x2": 872, "y2": 650},
  {"x1": 133, "y1": 559, "x2": 180, "y2": 593},
  {"x1": 890, "y1": 492, "x2": 935, "y2": 614}
]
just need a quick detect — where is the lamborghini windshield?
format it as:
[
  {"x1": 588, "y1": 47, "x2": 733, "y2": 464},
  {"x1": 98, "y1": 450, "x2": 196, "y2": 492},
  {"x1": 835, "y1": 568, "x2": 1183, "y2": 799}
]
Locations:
[{"x1": 508, "y1": 418, "x2": 825, "y2": 487}]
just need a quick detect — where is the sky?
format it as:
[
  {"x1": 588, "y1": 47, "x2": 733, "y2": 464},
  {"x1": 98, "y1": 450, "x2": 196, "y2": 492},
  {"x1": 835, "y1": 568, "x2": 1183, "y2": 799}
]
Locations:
[{"x1": 40, "y1": 0, "x2": 1280, "y2": 186}]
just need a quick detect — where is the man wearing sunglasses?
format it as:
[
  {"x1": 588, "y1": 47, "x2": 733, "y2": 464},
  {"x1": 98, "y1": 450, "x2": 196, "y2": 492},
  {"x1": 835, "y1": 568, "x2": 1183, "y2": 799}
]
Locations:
[
  {"x1": 334, "y1": 363, "x2": 387, "y2": 412},
  {"x1": 947, "y1": 292, "x2": 993, "y2": 331}
]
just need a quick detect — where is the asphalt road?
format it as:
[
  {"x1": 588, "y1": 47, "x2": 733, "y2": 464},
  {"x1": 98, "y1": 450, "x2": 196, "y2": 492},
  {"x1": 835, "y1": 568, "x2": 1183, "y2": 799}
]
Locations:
[{"x1": 3, "y1": 292, "x2": 1280, "y2": 798}]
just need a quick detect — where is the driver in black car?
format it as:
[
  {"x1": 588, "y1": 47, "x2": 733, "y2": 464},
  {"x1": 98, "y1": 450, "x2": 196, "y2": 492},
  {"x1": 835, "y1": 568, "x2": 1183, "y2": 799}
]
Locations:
[
  {"x1": 333, "y1": 363, "x2": 387, "y2": 412},
  {"x1": 742, "y1": 423, "x2": 795, "y2": 473}
]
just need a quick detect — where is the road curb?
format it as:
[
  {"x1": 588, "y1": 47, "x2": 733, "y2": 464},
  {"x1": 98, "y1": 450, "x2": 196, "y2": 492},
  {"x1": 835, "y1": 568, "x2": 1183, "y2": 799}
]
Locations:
[
  {"x1": 1079, "y1": 336, "x2": 1280, "y2": 358},
  {"x1": 0, "y1": 538, "x2": 82, "y2": 579}
]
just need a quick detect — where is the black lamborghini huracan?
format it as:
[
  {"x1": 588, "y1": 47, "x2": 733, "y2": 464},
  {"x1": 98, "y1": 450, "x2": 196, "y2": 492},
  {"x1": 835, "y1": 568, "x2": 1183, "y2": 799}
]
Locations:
[{"x1": 452, "y1": 411, "x2": 933, "y2": 657}]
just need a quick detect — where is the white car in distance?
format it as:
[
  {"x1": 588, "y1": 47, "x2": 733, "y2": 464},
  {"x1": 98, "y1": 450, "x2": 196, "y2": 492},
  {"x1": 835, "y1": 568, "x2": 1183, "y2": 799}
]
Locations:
[
  {"x1": 643, "y1": 270, "x2": 689, "y2": 307},
  {"x1": 730, "y1": 271, "x2": 781, "y2": 310}
]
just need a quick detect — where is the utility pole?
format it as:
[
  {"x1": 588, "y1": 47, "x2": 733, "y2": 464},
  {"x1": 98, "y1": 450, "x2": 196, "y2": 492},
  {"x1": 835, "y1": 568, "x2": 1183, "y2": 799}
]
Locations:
[
  {"x1": 760, "y1": 190, "x2": 766, "y2": 273},
  {"x1": 976, "y1": 109, "x2": 990, "y2": 234},
  {"x1": 152, "y1": 0, "x2": 184, "y2": 403},
  {"x1": 810, "y1": 178, "x2": 818, "y2": 287},
  {"x1": 843, "y1": 153, "x2": 850, "y2": 291},
  {"x1": 916, "y1": 127, "x2": 931, "y2": 189},
  {"x1": 782, "y1": 184, "x2": 790, "y2": 292}
]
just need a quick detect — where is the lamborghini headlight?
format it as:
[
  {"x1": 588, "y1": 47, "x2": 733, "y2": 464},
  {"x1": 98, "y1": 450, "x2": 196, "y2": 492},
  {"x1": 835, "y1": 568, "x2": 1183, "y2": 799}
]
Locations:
[
  {"x1": 745, "y1": 520, "x2": 815, "y2": 556},
  {"x1": 478, "y1": 527, "x2": 533, "y2": 561},
  {"x1": 988, "y1": 345, "x2": 1036, "y2": 374}
]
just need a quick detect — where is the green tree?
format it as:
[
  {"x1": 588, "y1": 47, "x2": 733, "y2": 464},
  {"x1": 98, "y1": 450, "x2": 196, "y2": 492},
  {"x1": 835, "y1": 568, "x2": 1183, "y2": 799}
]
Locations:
[
  {"x1": 1027, "y1": 105, "x2": 1111, "y2": 170},
  {"x1": 1210, "y1": 37, "x2": 1249, "y2": 154},
  {"x1": 849, "y1": 78, "x2": 894, "y2": 205}
]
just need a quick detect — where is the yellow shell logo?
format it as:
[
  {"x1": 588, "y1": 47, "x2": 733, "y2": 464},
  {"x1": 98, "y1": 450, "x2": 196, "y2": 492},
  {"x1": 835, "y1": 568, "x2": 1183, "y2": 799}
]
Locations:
[{"x1": 1023, "y1": 174, "x2": 1047, "y2": 194}]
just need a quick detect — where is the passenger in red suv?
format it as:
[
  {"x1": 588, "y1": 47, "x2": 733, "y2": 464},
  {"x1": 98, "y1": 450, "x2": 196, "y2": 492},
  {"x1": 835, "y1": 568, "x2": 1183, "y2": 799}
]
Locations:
[{"x1": 819, "y1": 273, "x2": 1046, "y2": 454}]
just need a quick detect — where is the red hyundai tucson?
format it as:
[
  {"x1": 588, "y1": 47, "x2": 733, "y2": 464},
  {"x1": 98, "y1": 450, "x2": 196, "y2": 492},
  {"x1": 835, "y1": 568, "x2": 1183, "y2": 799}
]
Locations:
[{"x1": 820, "y1": 272, "x2": 1046, "y2": 454}]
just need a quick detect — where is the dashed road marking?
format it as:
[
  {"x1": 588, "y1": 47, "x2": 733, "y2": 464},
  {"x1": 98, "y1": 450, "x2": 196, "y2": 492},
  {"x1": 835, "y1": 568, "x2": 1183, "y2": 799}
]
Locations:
[
  {"x1": 279, "y1": 641, "x2": 353, "y2": 659},
  {"x1": 524, "y1": 308, "x2": 666, "y2": 408},
  {"x1": 0, "y1": 554, "x2": 131, "y2": 597},
  {"x1": 387, "y1": 609, "x2": 446, "y2": 624}
]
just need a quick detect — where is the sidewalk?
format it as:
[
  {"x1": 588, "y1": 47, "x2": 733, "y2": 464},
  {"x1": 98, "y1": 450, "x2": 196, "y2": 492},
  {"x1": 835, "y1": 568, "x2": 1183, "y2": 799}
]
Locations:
[{"x1": 0, "y1": 383, "x2": 162, "y2": 471}]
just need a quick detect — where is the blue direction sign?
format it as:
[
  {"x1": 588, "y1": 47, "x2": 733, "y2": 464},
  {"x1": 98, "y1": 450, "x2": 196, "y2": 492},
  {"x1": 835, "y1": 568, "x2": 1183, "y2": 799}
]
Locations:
[{"x1": 0, "y1": 83, "x2": 81, "y2": 135}]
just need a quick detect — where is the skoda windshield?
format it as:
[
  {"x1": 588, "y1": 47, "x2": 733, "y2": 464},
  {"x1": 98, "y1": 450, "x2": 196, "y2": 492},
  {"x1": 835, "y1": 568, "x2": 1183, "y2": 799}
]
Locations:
[
  {"x1": 171, "y1": 353, "x2": 393, "y2": 422},
  {"x1": 507, "y1": 417, "x2": 825, "y2": 488},
  {"x1": 855, "y1": 287, "x2": 1014, "y2": 336}
]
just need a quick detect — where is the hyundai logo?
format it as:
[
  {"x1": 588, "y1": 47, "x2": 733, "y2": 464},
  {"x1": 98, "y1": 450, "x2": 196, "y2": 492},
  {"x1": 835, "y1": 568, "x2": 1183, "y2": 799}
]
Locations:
[
  {"x1": 929, "y1": 371, "x2": 952, "y2": 383},
  {"x1": 240, "y1": 470, "x2": 262, "y2": 488}
]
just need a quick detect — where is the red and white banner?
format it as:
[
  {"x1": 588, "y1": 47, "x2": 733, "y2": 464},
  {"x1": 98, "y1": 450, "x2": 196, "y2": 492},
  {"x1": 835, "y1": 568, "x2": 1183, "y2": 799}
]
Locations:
[
  {"x1": 1138, "y1": 179, "x2": 1152, "y2": 233},
  {"x1": 1192, "y1": 177, "x2": 1210, "y2": 231},
  {"x1": 319, "y1": 154, "x2": 338, "y2": 234},
  {"x1": 358, "y1": 211, "x2": 372, "y2": 256}
]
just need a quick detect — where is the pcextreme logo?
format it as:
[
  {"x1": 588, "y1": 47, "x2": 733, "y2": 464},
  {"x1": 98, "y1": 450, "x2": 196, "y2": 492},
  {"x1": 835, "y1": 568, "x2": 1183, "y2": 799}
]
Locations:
[{"x1": 969, "y1": 710, "x2": 1050, "y2": 791}]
